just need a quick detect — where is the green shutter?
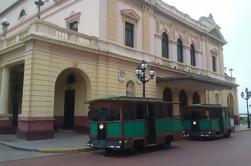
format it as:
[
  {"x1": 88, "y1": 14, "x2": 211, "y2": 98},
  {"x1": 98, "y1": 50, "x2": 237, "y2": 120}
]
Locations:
[
  {"x1": 211, "y1": 119, "x2": 220, "y2": 130},
  {"x1": 90, "y1": 122, "x2": 97, "y2": 137},
  {"x1": 224, "y1": 117, "x2": 231, "y2": 129},
  {"x1": 107, "y1": 122, "x2": 122, "y2": 137},
  {"x1": 171, "y1": 118, "x2": 182, "y2": 133},
  {"x1": 155, "y1": 118, "x2": 182, "y2": 134},
  {"x1": 199, "y1": 119, "x2": 210, "y2": 130},
  {"x1": 124, "y1": 121, "x2": 145, "y2": 138},
  {"x1": 183, "y1": 120, "x2": 191, "y2": 129},
  {"x1": 155, "y1": 119, "x2": 171, "y2": 134}
]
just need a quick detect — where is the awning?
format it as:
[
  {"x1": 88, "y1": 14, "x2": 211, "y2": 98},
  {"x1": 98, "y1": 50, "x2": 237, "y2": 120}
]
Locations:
[{"x1": 156, "y1": 75, "x2": 238, "y2": 90}]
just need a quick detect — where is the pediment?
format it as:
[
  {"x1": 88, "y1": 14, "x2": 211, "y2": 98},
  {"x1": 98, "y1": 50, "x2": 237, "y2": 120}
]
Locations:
[
  {"x1": 120, "y1": 9, "x2": 140, "y2": 21},
  {"x1": 65, "y1": 11, "x2": 81, "y2": 23},
  {"x1": 209, "y1": 27, "x2": 226, "y2": 43}
]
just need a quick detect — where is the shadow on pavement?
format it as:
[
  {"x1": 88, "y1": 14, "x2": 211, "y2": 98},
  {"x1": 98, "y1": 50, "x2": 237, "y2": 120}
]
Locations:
[{"x1": 93, "y1": 145, "x2": 180, "y2": 158}]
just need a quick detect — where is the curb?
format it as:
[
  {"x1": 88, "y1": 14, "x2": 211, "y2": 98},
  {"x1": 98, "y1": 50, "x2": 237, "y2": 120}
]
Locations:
[
  {"x1": 37, "y1": 147, "x2": 95, "y2": 153},
  {"x1": 0, "y1": 142, "x2": 37, "y2": 152},
  {"x1": 234, "y1": 128, "x2": 251, "y2": 132},
  {"x1": 0, "y1": 142, "x2": 95, "y2": 153}
]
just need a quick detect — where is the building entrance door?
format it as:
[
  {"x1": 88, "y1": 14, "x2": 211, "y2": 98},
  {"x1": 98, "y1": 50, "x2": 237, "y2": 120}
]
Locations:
[{"x1": 64, "y1": 90, "x2": 75, "y2": 129}]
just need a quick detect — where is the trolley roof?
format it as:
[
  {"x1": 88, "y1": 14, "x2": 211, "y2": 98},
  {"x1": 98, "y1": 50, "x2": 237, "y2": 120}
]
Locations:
[{"x1": 87, "y1": 96, "x2": 179, "y2": 104}]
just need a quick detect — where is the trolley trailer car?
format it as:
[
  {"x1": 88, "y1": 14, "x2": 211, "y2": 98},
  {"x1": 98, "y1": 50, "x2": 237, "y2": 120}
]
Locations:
[
  {"x1": 182, "y1": 104, "x2": 232, "y2": 139},
  {"x1": 86, "y1": 96, "x2": 182, "y2": 152}
]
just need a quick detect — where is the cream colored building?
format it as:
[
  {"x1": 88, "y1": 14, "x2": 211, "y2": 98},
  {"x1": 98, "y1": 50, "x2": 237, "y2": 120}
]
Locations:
[{"x1": 0, "y1": 0, "x2": 238, "y2": 140}]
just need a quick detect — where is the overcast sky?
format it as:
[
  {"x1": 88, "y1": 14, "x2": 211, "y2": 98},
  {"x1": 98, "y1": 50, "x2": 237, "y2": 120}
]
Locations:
[{"x1": 1, "y1": 0, "x2": 250, "y2": 113}]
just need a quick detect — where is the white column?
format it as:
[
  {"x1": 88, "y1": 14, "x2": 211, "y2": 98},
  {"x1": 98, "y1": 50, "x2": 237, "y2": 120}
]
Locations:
[
  {"x1": 170, "y1": 42, "x2": 176, "y2": 62},
  {"x1": 0, "y1": 67, "x2": 10, "y2": 115}
]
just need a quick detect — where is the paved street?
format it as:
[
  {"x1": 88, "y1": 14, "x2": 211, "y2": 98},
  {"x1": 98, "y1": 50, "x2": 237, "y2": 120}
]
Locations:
[
  {"x1": 1, "y1": 130, "x2": 251, "y2": 166},
  {"x1": 0, "y1": 145, "x2": 56, "y2": 162}
]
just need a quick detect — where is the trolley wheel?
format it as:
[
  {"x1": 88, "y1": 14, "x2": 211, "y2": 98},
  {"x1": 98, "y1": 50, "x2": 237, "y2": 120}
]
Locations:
[
  {"x1": 223, "y1": 130, "x2": 231, "y2": 138},
  {"x1": 162, "y1": 136, "x2": 172, "y2": 149},
  {"x1": 105, "y1": 149, "x2": 113, "y2": 153},
  {"x1": 131, "y1": 140, "x2": 144, "y2": 154}
]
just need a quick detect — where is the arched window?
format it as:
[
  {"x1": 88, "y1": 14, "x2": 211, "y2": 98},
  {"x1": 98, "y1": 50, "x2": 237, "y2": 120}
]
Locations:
[
  {"x1": 162, "y1": 32, "x2": 169, "y2": 58},
  {"x1": 177, "y1": 39, "x2": 183, "y2": 63},
  {"x1": 19, "y1": 9, "x2": 26, "y2": 18},
  {"x1": 192, "y1": 92, "x2": 200, "y2": 104},
  {"x1": 179, "y1": 90, "x2": 188, "y2": 108},
  {"x1": 190, "y1": 44, "x2": 196, "y2": 66},
  {"x1": 163, "y1": 87, "x2": 172, "y2": 101}
]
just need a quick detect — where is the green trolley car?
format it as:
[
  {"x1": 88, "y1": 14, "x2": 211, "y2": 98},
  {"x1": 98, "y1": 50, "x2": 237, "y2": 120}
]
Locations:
[
  {"x1": 182, "y1": 104, "x2": 232, "y2": 139},
  {"x1": 86, "y1": 96, "x2": 182, "y2": 152}
]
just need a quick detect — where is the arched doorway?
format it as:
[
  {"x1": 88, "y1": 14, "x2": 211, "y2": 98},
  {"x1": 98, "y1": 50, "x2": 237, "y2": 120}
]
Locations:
[
  {"x1": 179, "y1": 90, "x2": 187, "y2": 113},
  {"x1": 54, "y1": 68, "x2": 90, "y2": 130},
  {"x1": 163, "y1": 87, "x2": 173, "y2": 116},
  {"x1": 227, "y1": 94, "x2": 234, "y2": 116},
  {"x1": 163, "y1": 87, "x2": 172, "y2": 101},
  {"x1": 192, "y1": 92, "x2": 200, "y2": 104},
  {"x1": 215, "y1": 94, "x2": 219, "y2": 104},
  {"x1": 9, "y1": 64, "x2": 24, "y2": 129}
]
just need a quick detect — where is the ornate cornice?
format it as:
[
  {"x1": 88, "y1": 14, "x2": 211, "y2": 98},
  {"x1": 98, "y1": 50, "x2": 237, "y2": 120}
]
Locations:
[
  {"x1": 141, "y1": 0, "x2": 227, "y2": 45},
  {"x1": 64, "y1": 11, "x2": 81, "y2": 24},
  {"x1": 120, "y1": 9, "x2": 141, "y2": 24}
]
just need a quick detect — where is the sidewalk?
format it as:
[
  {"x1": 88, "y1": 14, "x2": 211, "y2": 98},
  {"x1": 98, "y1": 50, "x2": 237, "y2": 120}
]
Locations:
[
  {"x1": 235, "y1": 124, "x2": 251, "y2": 132},
  {"x1": 0, "y1": 131, "x2": 94, "y2": 153}
]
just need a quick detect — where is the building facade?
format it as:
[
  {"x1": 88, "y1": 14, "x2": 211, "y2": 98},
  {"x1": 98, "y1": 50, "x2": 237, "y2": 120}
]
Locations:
[{"x1": 0, "y1": 0, "x2": 239, "y2": 140}]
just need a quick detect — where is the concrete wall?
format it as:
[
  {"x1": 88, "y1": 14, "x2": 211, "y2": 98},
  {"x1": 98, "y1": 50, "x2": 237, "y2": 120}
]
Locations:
[
  {"x1": 156, "y1": 81, "x2": 206, "y2": 116},
  {"x1": 46, "y1": 0, "x2": 100, "y2": 37},
  {"x1": 18, "y1": 40, "x2": 159, "y2": 119},
  {"x1": 0, "y1": 0, "x2": 239, "y2": 139},
  {"x1": 1, "y1": 0, "x2": 227, "y2": 79},
  {"x1": 116, "y1": 0, "x2": 143, "y2": 50},
  {"x1": 0, "y1": 0, "x2": 100, "y2": 37},
  {"x1": 207, "y1": 89, "x2": 239, "y2": 116},
  {"x1": 154, "y1": 12, "x2": 204, "y2": 70}
]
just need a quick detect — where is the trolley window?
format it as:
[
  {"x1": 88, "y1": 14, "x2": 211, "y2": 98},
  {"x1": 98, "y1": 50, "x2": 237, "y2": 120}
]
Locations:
[
  {"x1": 90, "y1": 107, "x2": 120, "y2": 121},
  {"x1": 123, "y1": 103, "x2": 144, "y2": 120},
  {"x1": 154, "y1": 103, "x2": 173, "y2": 118},
  {"x1": 210, "y1": 109, "x2": 222, "y2": 119},
  {"x1": 183, "y1": 110, "x2": 209, "y2": 120}
]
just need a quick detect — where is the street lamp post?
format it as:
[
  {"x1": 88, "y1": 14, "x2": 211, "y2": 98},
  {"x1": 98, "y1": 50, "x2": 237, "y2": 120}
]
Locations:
[
  {"x1": 34, "y1": 0, "x2": 45, "y2": 19},
  {"x1": 136, "y1": 60, "x2": 155, "y2": 98},
  {"x1": 1, "y1": 18, "x2": 10, "y2": 37},
  {"x1": 241, "y1": 88, "x2": 250, "y2": 128},
  {"x1": 229, "y1": 68, "x2": 233, "y2": 77}
]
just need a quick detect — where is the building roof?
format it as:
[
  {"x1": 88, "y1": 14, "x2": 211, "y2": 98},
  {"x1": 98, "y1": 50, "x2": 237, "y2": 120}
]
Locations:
[
  {"x1": 156, "y1": 75, "x2": 238, "y2": 90},
  {"x1": 185, "y1": 104, "x2": 228, "y2": 109},
  {"x1": 188, "y1": 104, "x2": 226, "y2": 107}
]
